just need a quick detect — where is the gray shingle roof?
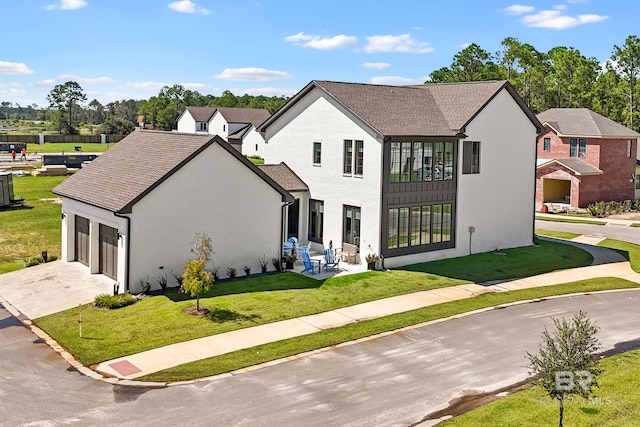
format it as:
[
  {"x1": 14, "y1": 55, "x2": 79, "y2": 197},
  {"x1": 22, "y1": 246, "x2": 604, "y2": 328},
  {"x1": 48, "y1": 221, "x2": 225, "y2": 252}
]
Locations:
[
  {"x1": 185, "y1": 106, "x2": 216, "y2": 122},
  {"x1": 217, "y1": 107, "x2": 271, "y2": 128},
  {"x1": 53, "y1": 130, "x2": 292, "y2": 213},
  {"x1": 537, "y1": 158, "x2": 603, "y2": 175},
  {"x1": 257, "y1": 163, "x2": 309, "y2": 192},
  {"x1": 261, "y1": 80, "x2": 540, "y2": 137},
  {"x1": 537, "y1": 108, "x2": 640, "y2": 138}
]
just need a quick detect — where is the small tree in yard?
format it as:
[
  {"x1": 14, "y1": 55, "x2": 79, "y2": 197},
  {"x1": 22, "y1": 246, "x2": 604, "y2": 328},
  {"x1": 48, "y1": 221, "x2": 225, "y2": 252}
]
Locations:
[
  {"x1": 526, "y1": 311, "x2": 601, "y2": 427},
  {"x1": 181, "y1": 258, "x2": 212, "y2": 313},
  {"x1": 181, "y1": 233, "x2": 214, "y2": 313}
]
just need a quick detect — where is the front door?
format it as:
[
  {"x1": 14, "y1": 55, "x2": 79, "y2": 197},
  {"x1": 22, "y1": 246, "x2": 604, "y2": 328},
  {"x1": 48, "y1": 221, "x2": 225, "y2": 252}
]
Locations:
[
  {"x1": 99, "y1": 224, "x2": 118, "y2": 280},
  {"x1": 74, "y1": 215, "x2": 90, "y2": 266}
]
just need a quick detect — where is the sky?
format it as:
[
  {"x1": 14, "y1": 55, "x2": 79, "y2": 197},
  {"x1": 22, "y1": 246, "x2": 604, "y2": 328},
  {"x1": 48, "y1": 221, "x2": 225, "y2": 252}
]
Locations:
[{"x1": 0, "y1": 0, "x2": 635, "y2": 108}]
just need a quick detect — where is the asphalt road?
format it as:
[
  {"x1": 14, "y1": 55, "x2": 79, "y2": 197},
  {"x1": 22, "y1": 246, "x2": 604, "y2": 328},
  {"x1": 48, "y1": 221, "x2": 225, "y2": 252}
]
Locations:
[{"x1": 2, "y1": 289, "x2": 639, "y2": 427}]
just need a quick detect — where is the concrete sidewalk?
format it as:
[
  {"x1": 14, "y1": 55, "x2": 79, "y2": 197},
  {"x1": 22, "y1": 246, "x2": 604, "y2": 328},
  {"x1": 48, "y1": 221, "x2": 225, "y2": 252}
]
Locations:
[{"x1": 94, "y1": 236, "x2": 640, "y2": 380}]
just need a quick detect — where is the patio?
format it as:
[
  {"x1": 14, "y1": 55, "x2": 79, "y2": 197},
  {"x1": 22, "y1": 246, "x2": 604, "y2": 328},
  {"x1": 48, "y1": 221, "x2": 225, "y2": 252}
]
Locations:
[{"x1": 288, "y1": 251, "x2": 369, "y2": 279}]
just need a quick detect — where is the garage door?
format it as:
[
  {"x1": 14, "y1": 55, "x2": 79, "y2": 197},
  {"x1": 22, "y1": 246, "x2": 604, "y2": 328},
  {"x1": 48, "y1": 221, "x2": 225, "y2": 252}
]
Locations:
[
  {"x1": 74, "y1": 216, "x2": 90, "y2": 266},
  {"x1": 99, "y1": 224, "x2": 118, "y2": 280}
]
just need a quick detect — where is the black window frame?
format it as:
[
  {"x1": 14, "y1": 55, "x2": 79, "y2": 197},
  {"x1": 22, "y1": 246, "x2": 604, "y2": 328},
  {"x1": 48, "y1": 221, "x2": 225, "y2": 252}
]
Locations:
[
  {"x1": 308, "y1": 199, "x2": 324, "y2": 243},
  {"x1": 578, "y1": 138, "x2": 586, "y2": 157},
  {"x1": 313, "y1": 142, "x2": 322, "y2": 165},
  {"x1": 543, "y1": 137, "x2": 550, "y2": 152},
  {"x1": 462, "y1": 141, "x2": 480, "y2": 174},
  {"x1": 570, "y1": 138, "x2": 577, "y2": 157},
  {"x1": 343, "y1": 139, "x2": 364, "y2": 176},
  {"x1": 342, "y1": 205, "x2": 361, "y2": 247}
]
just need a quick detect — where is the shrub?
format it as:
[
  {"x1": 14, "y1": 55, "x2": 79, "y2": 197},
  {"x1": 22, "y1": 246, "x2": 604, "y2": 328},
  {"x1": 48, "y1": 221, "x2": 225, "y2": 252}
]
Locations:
[
  {"x1": 157, "y1": 275, "x2": 168, "y2": 292},
  {"x1": 94, "y1": 293, "x2": 137, "y2": 309},
  {"x1": 208, "y1": 265, "x2": 220, "y2": 281},
  {"x1": 272, "y1": 257, "x2": 283, "y2": 273},
  {"x1": 139, "y1": 277, "x2": 151, "y2": 294},
  {"x1": 243, "y1": 265, "x2": 251, "y2": 276},
  {"x1": 226, "y1": 267, "x2": 237, "y2": 279},
  {"x1": 171, "y1": 269, "x2": 183, "y2": 286},
  {"x1": 23, "y1": 256, "x2": 42, "y2": 267},
  {"x1": 259, "y1": 256, "x2": 268, "y2": 273},
  {"x1": 47, "y1": 254, "x2": 58, "y2": 262}
]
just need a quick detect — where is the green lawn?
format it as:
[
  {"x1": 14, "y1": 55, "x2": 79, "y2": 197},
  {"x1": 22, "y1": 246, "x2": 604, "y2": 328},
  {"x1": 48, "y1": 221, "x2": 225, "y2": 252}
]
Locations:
[
  {"x1": 598, "y1": 239, "x2": 640, "y2": 272},
  {"x1": 535, "y1": 229, "x2": 582, "y2": 240},
  {"x1": 535, "y1": 215, "x2": 607, "y2": 225},
  {"x1": 0, "y1": 175, "x2": 66, "y2": 273},
  {"x1": 440, "y1": 348, "x2": 640, "y2": 426},
  {"x1": 26, "y1": 142, "x2": 112, "y2": 153},
  {"x1": 35, "y1": 239, "x2": 593, "y2": 366}
]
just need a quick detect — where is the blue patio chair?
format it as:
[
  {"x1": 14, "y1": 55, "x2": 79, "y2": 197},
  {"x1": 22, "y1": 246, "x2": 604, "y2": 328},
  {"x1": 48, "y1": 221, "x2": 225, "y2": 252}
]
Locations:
[
  {"x1": 283, "y1": 241, "x2": 294, "y2": 256},
  {"x1": 323, "y1": 248, "x2": 340, "y2": 271},
  {"x1": 301, "y1": 251, "x2": 321, "y2": 275}
]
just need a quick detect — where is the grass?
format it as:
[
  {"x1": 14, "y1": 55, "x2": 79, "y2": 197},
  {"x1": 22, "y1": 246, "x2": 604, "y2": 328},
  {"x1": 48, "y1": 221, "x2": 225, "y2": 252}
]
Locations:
[
  {"x1": 630, "y1": 223, "x2": 640, "y2": 228},
  {"x1": 440, "y1": 348, "x2": 640, "y2": 426},
  {"x1": 248, "y1": 157, "x2": 264, "y2": 165},
  {"x1": 26, "y1": 142, "x2": 112, "y2": 153},
  {"x1": 138, "y1": 278, "x2": 640, "y2": 382},
  {"x1": 34, "y1": 239, "x2": 593, "y2": 366},
  {"x1": 535, "y1": 229, "x2": 582, "y2": 240},
  {"x1": 535, "y1": 215, "x2": 606, "y2": 225},
  {"x1": 0, "y1": 175, "x2": 66, "y2": 274},
  {"x1": 597, "y1": 239, "x2": 640, "y2": 272}
]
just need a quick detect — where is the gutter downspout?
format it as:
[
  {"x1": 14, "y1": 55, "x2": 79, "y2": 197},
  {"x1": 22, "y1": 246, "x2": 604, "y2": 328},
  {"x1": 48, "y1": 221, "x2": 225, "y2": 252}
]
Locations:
[
  {"x1": 281, "y1": 199, "x2": 294, "y2": 253},
  {"x1": 114, "y1": 211, "x2": 131, "y2": 293},
  {"x1": 532, "y1": 130, "x2": 544, "y2": 244}
]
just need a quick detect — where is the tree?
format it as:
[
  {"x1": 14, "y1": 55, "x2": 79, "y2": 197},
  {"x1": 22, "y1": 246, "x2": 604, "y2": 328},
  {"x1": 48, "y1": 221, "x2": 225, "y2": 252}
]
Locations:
[
  {"x1": 526, "y1": 311, "x2": 601, "y2": 427},
  {"x1": 46, "y1": 81, "x2": 87, "y2": 134},
  {"x1": 181, "y1": 233, "x2": 214, "y2": 313},
  {"x1": 95, "y1": 117, "x2": 135, "y2": 135},
  {"x1": 612, "y1": 35, "x2": 640, "y2": 129},
  {"x1": 428, "y1": 43, "x2": 503, "y2": 83}
]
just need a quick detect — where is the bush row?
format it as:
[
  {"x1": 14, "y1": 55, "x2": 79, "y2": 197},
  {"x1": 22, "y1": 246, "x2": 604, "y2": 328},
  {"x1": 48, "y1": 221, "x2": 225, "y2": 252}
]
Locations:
[{"x1": 586, "y1": 199, "x2": 640, "y2": 217}]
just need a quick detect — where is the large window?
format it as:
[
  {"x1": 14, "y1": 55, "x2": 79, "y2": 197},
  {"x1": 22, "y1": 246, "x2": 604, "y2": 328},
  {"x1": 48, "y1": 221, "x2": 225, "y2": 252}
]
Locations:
[
  {"x1": 570, "y1": 138, "x2": 586, "y2": 157},
  {"x1": 308, "y1": 200, "x2": 324, "y2": 243},
  {"x1": 388, "y1": 203, "x2": 452, "y2": 250},
  {"x1": 389, "y1": 141, "x2": 454, "y2": 183},
  {"x1": 343, "y1": 205, "x2": 361, "y2": 246},
  {"x1": 462, "y1": 141, "x2": 480, "y2": 174},
  {"x1": 343, "y1": 139, "x2": 364, "y2": 175},
  {"x1": 628, "y1": 140, "x2": 633, "y2": 158},
  {"x1": 313, "y1": 142, "x2": 321, "y2": 165},
  {"x1": 543, "y1": 137, "x2": 550, "y2": 152}
]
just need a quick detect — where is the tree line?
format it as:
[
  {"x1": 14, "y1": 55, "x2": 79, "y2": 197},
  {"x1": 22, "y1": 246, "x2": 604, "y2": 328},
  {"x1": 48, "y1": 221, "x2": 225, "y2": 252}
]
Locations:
[
  {"x1": 428, "y1": 35, "x2": 640, "y2": 130},
  {"x1": 4, "y1": 34, "x2": 640, "y2": 135}
]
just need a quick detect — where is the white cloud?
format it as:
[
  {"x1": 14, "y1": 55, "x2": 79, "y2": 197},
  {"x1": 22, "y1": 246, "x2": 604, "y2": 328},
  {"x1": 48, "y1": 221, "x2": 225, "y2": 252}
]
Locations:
[
  {"x1": 214, "y1": 67, "x2": 291, "y2": 81},
  {"x1": 521, "y1": 9, "x2": 608, "y2": 29},
  {"x1": 124, "y1": 81, "x2": 169, "y2": 90},
  {"x1": 58, "y1": 74, "x2": 115, "y2": 84},
  {"x1": 45, "y1": 0, "x2": 87, "y2": 10},
  {"x1": 182, "y1": 83, "x2": 210, "y2": 91},
  {"x1": 284, "y1": 32, "x2": 357, "y2": 50},
  {"x1": 502, "y1": 4, "x2": 535, "y2": 15},
  {"x1": 461, "y1": 43, "x2": 471, "y2": 48},
  {"x1": 0, "y1": 61, "x2": 35, "y2": 75},
  {"x1": 32, "y1": 79, "x2": 57, "y2": 87},
  {"x1": 364, "y1": 34, "x2": 433, "y2": 54},
  {"x1": 362, "y1": 62, "x2": 391, "y2": 70},
  {"x1": 370, "y1": 76, "x2": 419, "y2": 85},
  {"x1": 168, "y1": 0, "x2": 211, "y2": 15},
  {"x1": 229, "y1": 87, "x2": 299, "y2": 97}
]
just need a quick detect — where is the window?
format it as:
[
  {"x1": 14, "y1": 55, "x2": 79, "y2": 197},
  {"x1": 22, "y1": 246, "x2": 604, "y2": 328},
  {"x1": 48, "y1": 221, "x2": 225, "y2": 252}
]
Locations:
[
  {"x1": 308, "y1": 200, "x2": 324, "y2": 243},
  {"x1": 636, "y1": 174, "x2": 640, "y2": 190},
  {"x1": 628, "y1": 140, "x2": 633, "y2": 158},
  {"x1": 389, "y1": 141, "x2": 453, "y2": 183},
  {"x1": 343, "y1": 206, "x2": 361, "y2": 246},
  {"x1": 255, "y1": 144, "x2": 258, "y2": 152},
  {"x1": 462, "y1": 141, "x2": 480, "y2": 174},
  {"x1": 387, "y1": 203, "x2": 452, "y2": 250},
  {"x1": 313, "y1": 142, "x2": 321, "y2": 165},
  {"x1": 343, "y1": 140, "x2": 353, "y2": 174},
  {"x1": 570, "y1": 138, "x2": 577, "y2": 157},
  {"x1": 343, "y1": 139, "x2": 364, "y2": 175},
  {"x1": 223, "y1": 124, "x2": 226, "y2": 132},
  {"x1": 543, "y1": 137, "x2": 550, "y2": 152},
  {"x1": 198, "y1": 122, "x2": 207, "y2": 131},
  {"x1": 578, "y1": 139, "x2": 586, "y2": 157}
]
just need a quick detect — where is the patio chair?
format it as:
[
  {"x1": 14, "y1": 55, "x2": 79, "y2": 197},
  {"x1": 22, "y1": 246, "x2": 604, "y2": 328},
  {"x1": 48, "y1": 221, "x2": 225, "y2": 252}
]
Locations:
[
  {"x1": 283, "y1": 241, "x2": 294, "y2": 256},
  {"x1": 301, "y1": 251, "x2": 321, "y2": 275},
  {"x1": 297, "y1": 242, "x2": 311, "y2": 254},
  {"x1": 323, "y1": 248, "x2": 340, "y2": 271}
]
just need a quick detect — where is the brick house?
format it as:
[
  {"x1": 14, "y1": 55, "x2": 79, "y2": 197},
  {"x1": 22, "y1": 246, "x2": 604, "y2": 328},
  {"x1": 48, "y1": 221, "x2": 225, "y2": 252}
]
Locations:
[{"x1": 536, "y1": 108, "x2": 640, "y2": 209}]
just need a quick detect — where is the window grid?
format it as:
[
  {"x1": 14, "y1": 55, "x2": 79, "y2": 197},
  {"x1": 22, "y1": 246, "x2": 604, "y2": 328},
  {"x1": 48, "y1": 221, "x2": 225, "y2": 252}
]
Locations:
[
  {"x1": 543, "y1": 137, "x2": 550, "y2": 152},
  {"x1": 387, "y1": 203, "x2": 452, "y2": 250},
  {"x1": 313, "y1": 142, "x2": 321, "y2": 165}
]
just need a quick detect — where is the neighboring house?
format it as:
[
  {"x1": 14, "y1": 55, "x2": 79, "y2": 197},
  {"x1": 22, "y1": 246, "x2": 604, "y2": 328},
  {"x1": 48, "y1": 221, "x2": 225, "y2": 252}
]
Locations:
[
  {"x1": 536, "y1": 108, "x2": 640, "y2": 209},
  {"x1": 52, "y1": 129, "x2": 292, "y2": 293},
  {"x1": 259, "y1": 80, "x2": 542, "y2": 268},
  {"x1": 176, "y1": 106, "x2": 271, "y2": 157}
]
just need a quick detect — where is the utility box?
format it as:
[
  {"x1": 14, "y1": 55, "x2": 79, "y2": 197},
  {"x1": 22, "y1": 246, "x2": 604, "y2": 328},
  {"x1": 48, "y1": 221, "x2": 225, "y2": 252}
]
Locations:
[{"x1": 0, "y1": 171, "x2": 15, "y2": 207}]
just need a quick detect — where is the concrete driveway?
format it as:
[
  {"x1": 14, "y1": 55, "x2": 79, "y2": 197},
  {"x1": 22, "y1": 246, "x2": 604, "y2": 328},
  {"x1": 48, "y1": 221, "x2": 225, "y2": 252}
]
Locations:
[{"x1": 0, "y1": 260, "x2": 112, "y2": 319}]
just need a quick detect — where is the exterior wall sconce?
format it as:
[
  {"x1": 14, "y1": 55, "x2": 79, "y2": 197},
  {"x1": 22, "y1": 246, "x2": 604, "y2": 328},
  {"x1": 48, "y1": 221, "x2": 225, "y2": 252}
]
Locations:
[
  {"x1": 61, "y1": 212, "x2": 66, "y2": 219},
  {"x1": 117, "y1": 232, "x2": 123, "y2": 240}
]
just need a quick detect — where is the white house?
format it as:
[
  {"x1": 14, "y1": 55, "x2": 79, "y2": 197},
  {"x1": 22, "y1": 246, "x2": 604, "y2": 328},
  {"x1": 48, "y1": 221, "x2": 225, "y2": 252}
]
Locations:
[
  {"x1": 52, "y1": 130, "x2": 292, "y2": 293},
  {"x1": 176, "y1": 106, "x2": 271, "y2": 157},
  {"x1": 259, "y1": 80, "x2": 543, "y2": 268}
]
